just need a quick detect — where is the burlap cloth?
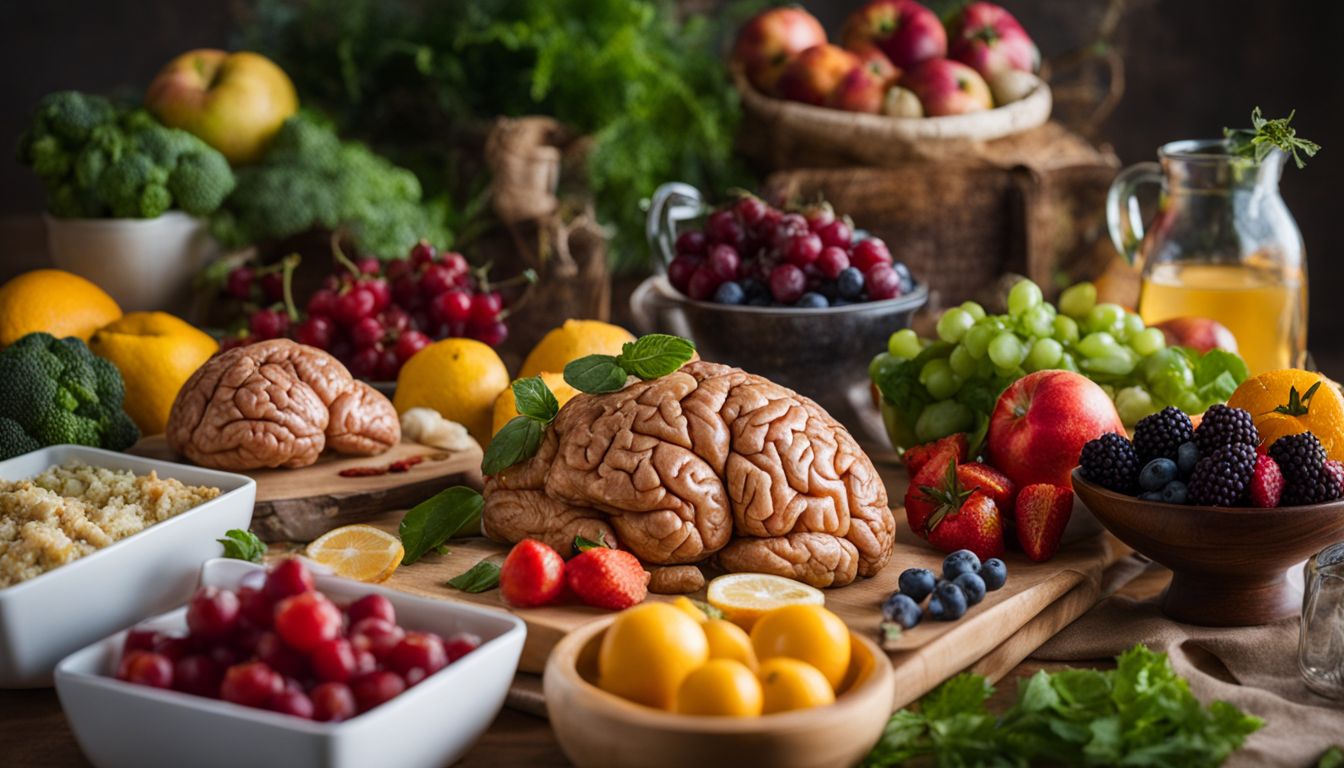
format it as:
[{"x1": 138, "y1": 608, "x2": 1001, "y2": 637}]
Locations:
[{"x1": 1033, "y1": 558, "x2": 1344, "y2": 767}]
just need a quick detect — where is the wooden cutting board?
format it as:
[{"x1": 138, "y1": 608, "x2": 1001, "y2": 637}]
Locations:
[{"x1": 131, "y1": 436, "x2": 483, "y2": 542}]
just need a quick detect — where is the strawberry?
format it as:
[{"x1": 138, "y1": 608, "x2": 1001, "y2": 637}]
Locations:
[
  {"x1": 1014, "y1": 484, "x2": 1073, "y2": 562},
  {"x1": 1248, "y1": 454, "x2": 1284, "y2": 508},
  {"x1": 926, "y1": 487, "x2": 1005, "y2": 561},
  {"x1": 903, "y1": 433, "x2": 969, "y2": 475},
  {"x1": 499, "y1": 539, "x2": 566, "y2": 607},
  {"x1": 904, "y1": 449, "x2": 960, "y2": 538},
  {"x1": 565, "y1": 548, "x2": 649, "y2": 611},
  {"x1": 957, "y1": 462, "x2": 1016, "y2": 518}
]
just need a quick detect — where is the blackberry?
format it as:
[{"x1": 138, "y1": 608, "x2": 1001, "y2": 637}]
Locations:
[
  {"x1": 1193, "y1": 404, "x2": 1259, "y2": 454},
  {"x1": 1188, "y1": 443, "x2": 1257, "y2": 506},
  {"x1": 1269, "y1": 432, "x2": 1339, "y2": 505},
  {"x1": 1079, "y1": 433, "x2": 1140, "y2": 492},
  {"x1": 1133, "y1": 406, "x2": 1194, "y2": 464}
]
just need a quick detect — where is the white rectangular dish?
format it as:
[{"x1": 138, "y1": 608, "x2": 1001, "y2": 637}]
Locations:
[
  {"x1": 0, "y1": 445, "x2": 256, "y2": 687},
  {"x1": 55, "y1": 558, "x2": 526, "y2": 768}
]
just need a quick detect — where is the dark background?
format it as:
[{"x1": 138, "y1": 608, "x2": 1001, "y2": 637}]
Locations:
[{"x1": 1, "y1": 0, "x2": 1340, "y2": 370}]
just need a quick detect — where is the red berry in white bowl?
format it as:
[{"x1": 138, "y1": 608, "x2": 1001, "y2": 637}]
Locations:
[
  {"x1": 187, "y1": 586, "x2": 240, "y2": 640},
  {"x1": 387, "y1": 632, "x2": 448, "y2": 681},
  {"x1": 311, "y1": 682, "x2": 358, "y2": 722},
  {"x1": 119, "y1": 650, "x2": 174, "y2": 689},
  {"x1": 442, "y1": 632, "x2": 482, "y2": 663},
  {"x1": 173, "y1": 654, "x2": 223, "y2": 698},
  {"x1": 350, "y1": 617, "x2": 405, "y2": 659},
  {"x1": 221, "y1": 661, "x2": 284, "y2": 708},
  {"x1": 347, "y1": 594, "x2": 396, "y2": 626},
  {"x1": 311, "y1": 638, "x2": 358, "y2": 683},
  {"x1": 274, "y1": 591, "x2": 343, "y2": 654},
  {"x1": 351, "y1": 670, "x2": 406, "y2": 713},
  {"x1": 264, "y1": 558, "x2": 314, "y2": 602},
  {"x1": 256, "y1": 631, "x2": 310, "y2": 679},
  {"x1": 268, "y1": 688, "x2": 315, "y2": 719}
]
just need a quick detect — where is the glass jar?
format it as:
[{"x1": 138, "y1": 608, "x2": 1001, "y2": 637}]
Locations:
[
  {"x1": 1299, "y1": 542, "x2": 1344, "y2": 698},
  {"x1": 1107, "y1": 140, "x2": 1307, "y2": 376}
]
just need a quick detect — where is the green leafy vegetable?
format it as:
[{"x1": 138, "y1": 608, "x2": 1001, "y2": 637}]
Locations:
[
  {"x1": 447, "y1": 559, "x2": 501, "y2": 593},
  {"x1": 512, "y1": 376, "x2": 559, "y2": 422},
  {"x1": 862, "y1": 645, "x2": 1262, "y2": 768},
  {"x1": 563, "y1": 355, "x2": 628, "y2": 394},
  {"x1": 399, "y1": 486, "x2": 484, "y2": 565},
  {"x1": 1225, "y1": 107, "x2": 1320, "y2": 169},
  {"x1": 481, "y1": 416, "x2": 545, "y2": 475},
  {"x1": 217, "y1": 529, "x2": 266, "y2": 563}
]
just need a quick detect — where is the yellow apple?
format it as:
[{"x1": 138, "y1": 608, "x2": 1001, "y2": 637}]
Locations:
[{"x1": 145, "y1": 49, "x2": 298, "y2": 165}]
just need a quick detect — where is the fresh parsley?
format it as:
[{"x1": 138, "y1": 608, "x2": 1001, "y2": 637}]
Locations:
[
  {"x1": 399, "y1": 486, "x2": 484, "y2": 565},
  {"x1": 1225, "y1": 107, "x2": 1320, "y2": 169},
  {"x1": 447, "y1": 559, "x2": 501, "y2": 593},
  {"x1": 217, "y1": 529, "x2": 266, "y2": 563}
]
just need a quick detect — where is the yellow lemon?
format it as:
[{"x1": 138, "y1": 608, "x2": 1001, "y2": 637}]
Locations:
[
  {"x1": 705, "y1": 573, "x2": 825, "y2": 630},
  {"x1": 757, "y1": 658, "x2": 835, "y2": 714},
  {"x1": 88, "y1": 312, "x2": 218, "y2": 435},
  {"x1": 704, "y1": 618, "x2": 758, "y2": 671},
  {"x1": 0, "y1": 269, "x2": 122, "y2": 348},
  {"x1": 671, "y1": 596, "x2": 710, "y2": 623},
  {"x1": 674, "y1": 659, "x2": 763, "y2": 717},
  {"x1": 1227, "y1": 369, "x2": 1344, "y2": 462},
  {"x1": 393, "y1": 338, "x2": 509, "y2": 445},
  {"x1": 598, "y1": 603, "x2": 708, "y2": 710},
  {"x1": 492, "y1": 372, "x2": 580, "y2": 436},
  {"x1": 304, "y1": 524, "x2": 404, "y2": 583},
  {"x1": 518, "y1": 319, "x2": 636, "y2": 379},
  {"x1": 750, "y1": 605, "x2": 851, "y2": 690}
]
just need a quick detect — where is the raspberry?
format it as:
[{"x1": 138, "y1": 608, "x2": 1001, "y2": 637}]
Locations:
[
  {"x1": 1248, "y1": 454, "x2": 1284, "y2": 508},
  {"x1": 1269, "y1": 432, "x2": 1336, "y2": 505},
  {"x1": 1132, "y1": 406, "x2": 1194, "y2": 465},
  {"x1": 1078, "y1": 433, "x2": 1139, "y2": 493},
  {"x1": 1188, "y1": 443, "x2": 1256, "y2": 506},
  {"x1": 1193, "y1": 404, "x2": 1258, "y2": 454}
]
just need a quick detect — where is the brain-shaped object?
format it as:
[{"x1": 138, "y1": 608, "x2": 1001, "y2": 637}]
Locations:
[
  {"x1": 483, "y1": 361, "x2": 894, "y2": 587},
  {"x1": 167, "y1": 339, "x2": 400, "y2": 470}
]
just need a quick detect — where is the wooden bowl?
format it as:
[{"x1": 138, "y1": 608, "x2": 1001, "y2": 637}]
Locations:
[
  {"x1": 1071, "y1": 469, "x2": 1344, "y2": 626},
  {"x1": 543, "y1": 617, "x2": 896, "y2": 768}
]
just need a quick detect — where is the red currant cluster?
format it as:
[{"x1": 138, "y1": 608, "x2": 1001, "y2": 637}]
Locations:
[
  {"x1": 115, "y1": 558, "x2": 481, "y2": 722},
  {"x1": 666, "y1": 196, "x2": 914, "y2": 308}
]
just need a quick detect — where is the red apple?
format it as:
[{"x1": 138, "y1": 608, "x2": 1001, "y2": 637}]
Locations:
[
  {"x1": 847, "y1": 42, "x2": 901, "y2": 84},
  {"x1": 827, "y1": 63, "x2": 888, "y2": 113},
  {"x1": 1152, "y1": 317, "x2": 1240, "y2": 354},
  {"x1": 947, "y1": 2, "x2": 1040, "y2": 79},
  {"x1": 776, "y1": 45, "x2": 862, "y2": 107},
  {"x1": 840, "y1": 0, "x2": 947, "y2": 71},
  {"x1": 986, "y1": 370, "x2": 1125, "y2": 489},
  {"x1": 900, "y1": 58, "x2": 993, "y2": 116},
  {"x1": 145, "y1": 50, "x2": 298, "y2": 165},
  {"x1": 732, "y1": 8, "x2": 828, "y2": 95}
]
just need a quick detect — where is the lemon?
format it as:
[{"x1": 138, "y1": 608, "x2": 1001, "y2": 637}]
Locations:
[
  {"x1": 750, "y1": 605, "x2": 851, "y2": 690},
  {"x1": 518, "y1": 319, "x2": 636, "y2": 379},
  {"x1": 1227, "y1": 369, "x2": 1344, "y2": 462},
  {"x1": 492, "y1": 372, "x2": 581, "y2": 436},
  {"x1": 704, "y1": 618, "x2": 758, "y2": 671},
  {"x1": 393, "y1": 338, "x2": 509, "y2": 445},
  {"x1": 671, "y1": 596, "x2": 710, "y2": 623},
  {"x1": 305, "y1": 524, "x2": 404, "y2": 583},
  {"x1": 598, "y1": 603, "x2": 708, "y2": 710},
  {"x1": 757, "y1": 658, "x2": 836, "y2": 714},
  {"x1": 89, "y1": 312, "x2": 218, "y2": 435},
  {"x1": 674, "y1": 659, "x2": 763, "y2": 717},
  {"x1": 705, "y1": 573, "x2": 825, "y2": 630},
  {"x1": 0, "y1": 269, "x2": 122, "y2": 348}
]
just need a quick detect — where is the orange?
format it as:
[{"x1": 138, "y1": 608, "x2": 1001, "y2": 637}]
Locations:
[
  {"x1": 304, "y1": 524, "x2": 405, "y2": 583},
  {"x1": 1227, "y1": 369, "x2": 1344, "y2": 462},
  {"x1": 89, "y1": 311, "x2": 218, "y2": 435},
  {"x1": 0, "y1": 269, "x2": 121, "y2": 347},
  {"x1": 705, "y1": 573, "x2": 824, "y2": 630},
  {"x1": 492, "y1": 372, "x2": 580, "y2": 436},
  {"x1": 393, "y1": 338, "x2": 509, "y2": 445},
  {"x1": 518, "y1": 319, "x2": 636, "y2": 379},
  {"x1": 598, "y1": 603, "x2": 708, "y2": 710},
  {"x1": 750, "y1": 604, "x2": 851, "y2": 690},
  {"x1": 756, "y1": 658, "x2": 835, "y2": 714},
  {"x1": 703, "y1": 619, "x2": 758, "y2": 671},
  {"x1": 674, "y1": 660, "x2": 763, "y2": 717},
  {"x1": 671, "y1": 596, "x2": 710, "y2": 624}
]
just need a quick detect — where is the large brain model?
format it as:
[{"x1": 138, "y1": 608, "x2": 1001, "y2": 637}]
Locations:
[{"x1": 483, "y1": 361, "x2": 894, "y2": 587}]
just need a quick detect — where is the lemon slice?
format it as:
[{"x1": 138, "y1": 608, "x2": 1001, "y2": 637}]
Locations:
[
  {"x1": 705, "y1": 573, "x2": 824, "y2": 630},
  {"x1": 305, "y1": 524, "x2": 405, "y2": 583}
]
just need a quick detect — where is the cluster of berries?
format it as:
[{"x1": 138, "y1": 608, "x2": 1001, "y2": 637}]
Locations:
[{"x1": 881, "y1": 549, "x2": 1008, "y2": 628}]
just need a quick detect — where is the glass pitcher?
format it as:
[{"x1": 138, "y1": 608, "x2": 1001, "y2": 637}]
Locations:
[{"x1": 1106, "y1": 139, "x2": 1307, "y2": 375}]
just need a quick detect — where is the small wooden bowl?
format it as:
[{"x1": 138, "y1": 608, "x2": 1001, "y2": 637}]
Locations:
[
  {"x1": 1072, "y1": 469, "x2": 1344, "y2": 626},
  {"x1": 543, "y1": 617, "x2": 896, "y2": 768}
]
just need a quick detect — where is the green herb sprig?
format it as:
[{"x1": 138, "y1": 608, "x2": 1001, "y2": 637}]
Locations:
[
  {"x1": 563, "y1": 334, "x2": 697, "y2": 394},
  {"x1": 447, "y1": 559, "x2": 501, "y2": 593},
  {"x1": 399, "y1": 486, "x2": 484, "y2": 565},
  {"x1": 482, "y1": 375, "x2": 561, "y2": 476},
  {"x1": 1225, "y1": 107, "x2": 1321, "y2": 169},
  {"x1": 217, "y1": 529, "x2": 266, "y2": 563}
]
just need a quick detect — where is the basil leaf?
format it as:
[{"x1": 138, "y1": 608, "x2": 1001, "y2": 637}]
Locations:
[
  {"x1": 618, "y1": 334, "x2": 696, "y2": 379},
  {"x1": 482, "y1": 416, "x2": 545, "y2": 475},
  {"x1": 217, "y1": 529, "x2": 265, "y2": 563},
  {"x1": 564, "y1": 354, "x2": 628, "y2": 394},
  {"x1": 512, "y1": 375, "x2": 559, "y2": 423},
  {"x1": 573, "y1": 531, "x2": 610, "y2": 553},
  {"x1": 399, "y1": 486, "x2": 483, "y2": 565},
  {"x1": 447, "y1": 560, "x2": 501, "y2": 593}
]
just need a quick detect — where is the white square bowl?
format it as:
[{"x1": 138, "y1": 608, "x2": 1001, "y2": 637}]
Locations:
[
  {"x1": 55, "y1": 559, "x2": 526, "y2": 768},
  {"x1": 0, "y1": 445, "x2": 257, "y2": 688}
]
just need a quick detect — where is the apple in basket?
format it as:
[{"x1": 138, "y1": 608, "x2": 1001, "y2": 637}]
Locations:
[
  {"x1": 947, "y1": 2, "x2": 1041, "y2": 79},
  {"x1": 900, "y1": 58, "x2": 993, "y2": 116},
  {"x1": 840, "y1": 0, "x2": 947, "y2": 71},
  {"x1": 777, "y1": 45, "x2": 862, "y2": 107},
  {"x1": 828, "y1": 60, "x2": 892, "y2": 113},
  {"x1": 732, "y1": 7, "x2": 827, "y2": 94}
]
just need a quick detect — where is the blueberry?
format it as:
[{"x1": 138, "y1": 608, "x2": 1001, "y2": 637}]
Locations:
[
  {"x1": 837, "y1": 267, "x2": 865, "y2": 299},
  {"x1": 746, "y1": 296, "x2": 771, "y2": 307},
  {"x1": 929, "y1": 582, "x2": 968, "y2": 620},
  {"x1": 740, "y1": 279, "x2": 769, "y2": 302},
  {"x1": 1161, "y1": 480, "x2": 1189, "y2": 505},
  {"x1": 831, "y1": 299, "x2": 851, "y2": 307},
  {"x1": 892, "y1": 262, "x2": 914, "y2": 293},
  {"x1": 897, "y1": 568, "x2": 937, "y2": 603},
  {"x1": 713, "y1": 281, "x2": 745, "y2": 305},
  {"x1": 796, "y1": 291, "x2": 829, "y2": 308},
  {"x1": 1177, "y1": 441, "x2": 1200, "y2": 477},
  {"x1": 1138, "y1": 490, "x2": 1164, "y2": 501},
  {"x1": 943, "y1": 549, "x2": 981, "y2": 580},
  {"x1": 881, "y1": 592, "x2": 922, "y2": 629},
  {"x1": 1139, "y1": 458, "x2": 1178, "y2": 491},
  {"x1": 927, "y1": 596, "x2": 945, "y2": 619},
  {"x1": 980, "y1": 558, "x2": 1008, "y2": 591},
  {"x1": 953, "y1": 572, "x2": 986, "y2": 606}
]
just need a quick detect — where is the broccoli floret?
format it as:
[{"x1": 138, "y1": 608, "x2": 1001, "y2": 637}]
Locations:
[
  {"x1": 0, "y1": 418, "x2": 42, "y2": 459},
  {"x1": 99, "y1": 411, "x2": 140, "y2": 453},
  {"x1": 24, "y1": 134, "x2": 71, "y2": 182},
  {"x1": 169, "y1": 150, "x2": 236, "y2": 216},
  {"x1": 96, "y1": 153, "x2": 159, "y2": 218},
  {"x1": 89, "y1": 354, "x2": 125, "y2": 407},
  {"x1": 34, "y1": 91, "x2": 117, "y2": 145},
  {"x1": 140, "y1": 183, "x2": 172, "y2": 218}
]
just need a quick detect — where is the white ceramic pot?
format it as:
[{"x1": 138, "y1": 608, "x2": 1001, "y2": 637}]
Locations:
[{"x1": 44, "y1": 212, "x2": 219, "y2": 313}]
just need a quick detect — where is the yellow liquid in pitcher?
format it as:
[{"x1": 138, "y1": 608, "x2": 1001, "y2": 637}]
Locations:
[{"x1": 1139, "y1": 263, "x2": 1304, "y2": 376}]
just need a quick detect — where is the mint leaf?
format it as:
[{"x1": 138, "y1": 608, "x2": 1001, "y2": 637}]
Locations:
[
  {"x1": 482, "y1": 416, "x2": 544, "y2": 475},
  {"x1": 512, "y1": 375, "x2": 559, "y2": 422},
  {"x1": 447, "y1": 559, "x2": 500, "y2": 593},
  {"x1": 217, "y1": 529, "x2": 265, "y2": 563},
  {"x1": 564, "y1": 354, "x2": 628, "y2": 393},
  {"x1": 617, "y1": 334, "x2": 696, "y2": 379},
  {"x1": 399, "y1": 486, "x2": 483, "y2": 565}
]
